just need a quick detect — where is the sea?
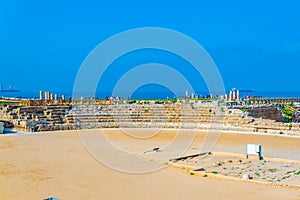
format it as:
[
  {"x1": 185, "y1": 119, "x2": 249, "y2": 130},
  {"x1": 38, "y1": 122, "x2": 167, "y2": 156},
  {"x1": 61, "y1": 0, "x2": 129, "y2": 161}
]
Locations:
[{"x1": 1, "y1": 90, "x2": 300, "y2": 100}]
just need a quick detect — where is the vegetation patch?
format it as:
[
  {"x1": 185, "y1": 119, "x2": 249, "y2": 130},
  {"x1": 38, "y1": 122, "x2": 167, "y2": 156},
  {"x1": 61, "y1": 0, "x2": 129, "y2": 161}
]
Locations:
[
  {"x1": 255, "y1": 172, "x2": 260, "y2": 176},
  {"x1": 241, "y1": 108, "x2": 247, "y2": 113},
  {"x1": 268, "y1": 168, "x2": 277, "y2": 173},
  {"x1": 0, "y1": 101, "x2": 22, "y2": 106},
  {"x1": 285, "y1": 170, "x2": 296, "y2": 175}
]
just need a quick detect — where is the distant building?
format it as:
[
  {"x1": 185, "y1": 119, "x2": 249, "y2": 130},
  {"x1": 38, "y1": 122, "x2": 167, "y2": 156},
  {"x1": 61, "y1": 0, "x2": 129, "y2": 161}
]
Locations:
[
  {"x1": 229, "y1": 91, "x2": 233, "y2": 100},
  {"x1": 232, "y1": 90, "x2": 236, "y2": 100},
  {"x1": 45, "y1": 91, "x2": 50, "y2": 100},
  {"x1": 185, "y1": 90, "x2": 189, "y2": 99},
  {"x1": 236, "y1": 90, "x2": 240, "y2": 100},
  {"x1": 39, "y1": 90, "x2": 43, "y2": 100}
]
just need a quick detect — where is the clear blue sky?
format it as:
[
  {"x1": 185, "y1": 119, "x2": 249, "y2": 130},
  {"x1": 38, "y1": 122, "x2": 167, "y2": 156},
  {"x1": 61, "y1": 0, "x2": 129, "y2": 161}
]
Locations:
[{"x1": 1, "y1": 1, "x2": 300, "y2": 96}]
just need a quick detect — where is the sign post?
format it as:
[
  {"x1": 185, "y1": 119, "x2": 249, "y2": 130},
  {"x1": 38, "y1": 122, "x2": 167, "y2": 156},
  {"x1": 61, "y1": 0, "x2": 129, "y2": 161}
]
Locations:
[{"x1": 246, "y1": 144, "x2": 263, "y2": 160}]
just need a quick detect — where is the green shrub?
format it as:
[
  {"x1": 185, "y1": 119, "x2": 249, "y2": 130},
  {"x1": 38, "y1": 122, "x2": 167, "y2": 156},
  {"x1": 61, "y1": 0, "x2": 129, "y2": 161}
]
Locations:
[
  {"x1": 288, "y1": 102, "x2": 295, "y2": 107},
  {"x1": 286, "y1": 170, "x2": 295, "y2": 175},
  {"x1": 268, "y1": 168, "x2": 277, "y2": 173},
  {"x1": 282, "y1": 107, "x2": 293, "y2": 116}
]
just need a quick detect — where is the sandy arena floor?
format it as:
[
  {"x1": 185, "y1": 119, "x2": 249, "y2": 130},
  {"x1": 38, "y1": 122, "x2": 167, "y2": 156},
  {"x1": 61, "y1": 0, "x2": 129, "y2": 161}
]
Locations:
[{"x1": 0, "y1": 128, "x2": 300, "y2": 199}]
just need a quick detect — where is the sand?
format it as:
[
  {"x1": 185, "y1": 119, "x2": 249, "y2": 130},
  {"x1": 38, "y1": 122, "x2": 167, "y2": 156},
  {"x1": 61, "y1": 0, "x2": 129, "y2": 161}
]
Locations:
[
  {"x1": 173, "y1": 152, "x2": 300, "y2": 187},
  {"x1": 0, "y1": 129, "x2": 300, "y2": 199}
]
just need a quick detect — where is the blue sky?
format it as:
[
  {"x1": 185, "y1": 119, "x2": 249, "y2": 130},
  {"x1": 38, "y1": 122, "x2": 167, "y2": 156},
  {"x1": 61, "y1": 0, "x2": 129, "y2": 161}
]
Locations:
[{"x1": 0, "y1": 1, "x2": 300, "y2": 97}]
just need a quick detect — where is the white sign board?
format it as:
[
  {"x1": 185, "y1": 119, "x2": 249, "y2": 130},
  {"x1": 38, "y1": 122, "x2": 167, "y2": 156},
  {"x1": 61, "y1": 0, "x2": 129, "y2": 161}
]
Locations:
[{"x1": 246, "y1": 144, "x2": 263, "y2": 160}]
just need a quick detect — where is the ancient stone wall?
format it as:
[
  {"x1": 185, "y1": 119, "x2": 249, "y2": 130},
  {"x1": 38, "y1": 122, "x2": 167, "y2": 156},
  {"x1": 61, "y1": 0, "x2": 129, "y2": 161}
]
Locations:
[{"x1": 247, "y1": 107, "x2": 283, "y2": 122}]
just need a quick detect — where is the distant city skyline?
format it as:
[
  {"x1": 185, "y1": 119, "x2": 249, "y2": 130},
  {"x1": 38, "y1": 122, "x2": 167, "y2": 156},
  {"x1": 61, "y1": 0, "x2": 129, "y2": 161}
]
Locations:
[{"x1": 1, "y1": 1, "x2": 300, "y2": 95}]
